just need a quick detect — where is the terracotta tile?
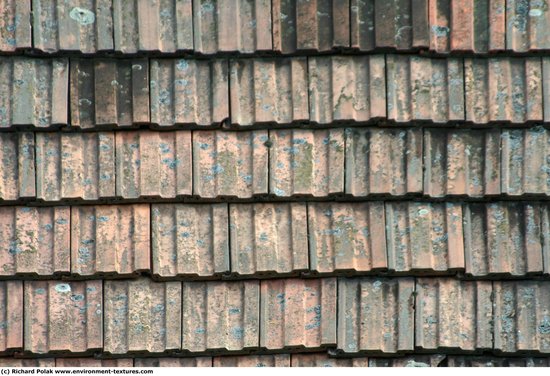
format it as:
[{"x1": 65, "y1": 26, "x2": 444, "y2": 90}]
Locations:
[
  {"x1": 193, "y1": 130, "x2": 268, "y2": 198},
  {"x1": 230, "y1": 58, "x2": 308, "y2": 126},
  {"x1": 194, "y1": 0, "x2": 272, "y2": 54},
  {"x1": 270, "y1": 129, "x2": 344, "y2": 197},
  {"x1": 369, "y1": 355, "x2": 446, "y2": 367},
  {"x1": 150, "y1": 59, "x2": 229, "y2": 127},
  {"x1": 229, "y1": 203, "x2": 308, "y2": 277},
  {"x1": 494, "y1": 281, "x2": 550, "y2": 354},
  {"x1": 115, "y1": 131, "x2": 191, "y2": 199},
  {"x1": 152, "y1": 204, "x2": 229, "y2": 278},
  {"x1": 345, "y1": 128, "x2": 422, "y2": 196},
  {"x1": 260, "y1": 278, "x2": 337, "y2": 350},
  {"x1": 0, "y1": 207, "x2": 70, "y2": 276},
  {"x1": 104, "y1": 279, "x2": 182, "y2": 354},
  {"x1": 56, "y1": 359, "x2": 133, "y2": 367},
  {"x1": 308, "y1": 202, "x2": 387, "y2": 274},
  {"x1": 113, "y1": 0, "x2": 192, "y2": 53},
  {"x1": 71, "y1": 204, "x2": 150, "y2": 277},
  {"x1": 385, "y1": 202, "x2": 464, "y2": 273},
  {"x1": 0, "y1": 57, "x2": 68, "y2": 128},
  {"x1": 0, "y1": 0, "x2": 31, "y2": 51},
  {"x1": 542, "y1": 205, "x2": 550, "y2": 274},
  {"x1": 70, "y1": 58, "x2": 149, "y2": 128},
  {"x1": 0, "y1": 133, "x2": 35, "y2": 201},
  {"x1": 425, "y1": 129, "x2": 501, "y2": 197},
  {"x1": 24, "y1": 281, "x2": 102, "y2": 354},
  {"x1": 464, "y1": 202, "x2": 544, "y2": 277},
  {"x1": 338, "y1": 277, "x2": 415, "y2": 354},
  {"x1": 135, "y1": 358, "x2": 212, "y2": 367},
  {"x1": 416, "y1": 279, "x2": 493, "y2": 351},
  {"x1": 182, "y1": 281, "x2": 259, "y2": 352},
  {"x1": 0, "y1": 358, "x2": 55, "y2": 367},
  {"x1": 507, "y1": 0, "x2": 550, "y2": 52},
  {"x1": 214, "y1": 354, "x2": 290, "y2": 367},
  {"x1": 32, "y1": 0, "x2": 113, "y2": 53},
  {"x1": 0, "y1": 281, "x2": 23, "y2": 353},
  {"x1": 36, "y1": 132, "x2": 115, "y2": 201},
  {"x1": 272, "y1": 0, "x2": 350, "y2": 54},
  {"x1": 291, "y1": 353, "x2": 368, "y2": 367},
  {"x1": 465, "y1": 58, "x2": 543, "y2": 124},
  {"x1": 447, "y1": 356, "x2": 550, "y2": 367},
  {"x1": 387, "y1": 55, "x2": 464, "y2": 123},
  {"x1": 309, "y1": 55, "x2": 386, "y2": 124},
  {"x1": 544, "y1": 58, "x2": 550, "y2": 122}
]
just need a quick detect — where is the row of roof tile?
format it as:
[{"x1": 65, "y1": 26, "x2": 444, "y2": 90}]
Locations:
[
  {"x1": 2, "y1": 277, "x2": 550, "y2": 355},
  {"x1": 1, "y1": 201, "x2": 550, "y2": 279}
]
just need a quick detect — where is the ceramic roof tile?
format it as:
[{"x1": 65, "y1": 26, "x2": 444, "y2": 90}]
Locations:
[
  {"x1": 447, "y1": 356, "x2": 550, "y2": 367},
  {"x1": 70, "y1": 58, "x2": 149, "y2": 128},
  {"x1": 506, "y1": 0, "x2": 550, "y2": 52},
  {"x1": 308, "y1": 202, "x2": 387, "y2": 275},
  {"x1": 194, "y1": 0, "x2": 272, "y2": 54},
  {"x1": 71, "y1": 204, "x2": 150, "y2": 277},
  {"x1": 385, "y1": 202, "x2": 464, "y2": 274},
  {"x1": 345, "y1": 128, "x2": 423, "y2": 196},
  {"x1": 56, "y1": 359, "x2": 133, "y2": 367},
  {"x1": 494, "y1": 281, "x2": 550, "y2": 354},
  {"x1": 24, "y1": 280, "x2": 102, "y2": 354},
  {"x1": 544, "y1": 58, "x2": 550, "y2": 122},
  {"x1": 0, "y1": 133, "x2": 35, "y2": 201},
  {"x1": 415, "y1": 278, "x2": 493, "y2": 352},
  {"x1": 464, "y1": 202, "x2": 544, "y2": 277},
  {"x1": 424, "y1": 128, "x2": 501, "y2": 197},
  {"x1": 152, "y1": 203, "x2": 230, "y2": 278},
  {"x1": 115, "y1": 131, "x2": 192, "y2": 199},
  {"x1": 542, "y1": 205, "x2": 550, "y2": 274},
  {"x1": 36, "y1": 132, "x2": 115, "y2": 202},
  {"x1": 386, "y1": 55, "x2": 464, "y2": 123},
  {"x1": 113, "y1": 0, "x2": 193, "y2": 54},
  {"x1": 0, "y1": 207, "x2": 70, "y2": 277},
  {"x1": 135, "y1": 358, "x2": 212, "y2": 367},
  {"x1": 369, "y1": 355, "x2": 446, "y2": 367},
  {"x1": 104, "y1": 279, "x2": 182, "y2": 355},
  {"x1": 193, "y1": 130, "x2": 268, "y2": 199},
  {"x1": 214, "y1": 355, "x2": 290, "y2": 367},
  {"x1": 182, "y1": 281, "x2": 260, "y2": 353},
  {"x1": 229, "y1": 58, "x2": 308, "y2": 127},
  {"x1": 269, "y1": 128, "x2": 344, "y2": 197},
  {"x1": 0, "y1": 57, "x2": 68, "y2": 128},
  {"x1": 0, "y1": 281, "x2": 23, "y2": 354},
  {"x1": 32, "y1": 0, "x2": 113, "y2": 53},
  {"x1": 150, "y1": 59, "x2": 229, "y2": 127},
  {"x1": 337, "y1": 277, "x2": 415, "y2": 354},
  {"x1": 229, "y1": 203, "x2": 308, "y2": 277},
  {"x1": 260, "y1": 278, "x2": 337, "y2": 350},
  {"x1": 272, "y1": 0, "x2": 350, "y2": 54},
  {"x1": 291, "y1": 353, "x2": 368, "y2": 367},
  {"x1": 0, "y1": 358, "x2": 55, "y2": 367},
  {"x1": 0, "y1": 0, "x2": 31, "y2": 52},
  {"x1": 308, "y1": 55, "x2": 386, "y2": 124},
  {"x1": 465, "y1": 58, "x2": 543, "y2": 124}
]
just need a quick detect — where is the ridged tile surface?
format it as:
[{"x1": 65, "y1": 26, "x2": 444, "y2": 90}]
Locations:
[
  {"x1": 447, "y1": 356, "x2": 550, "y2": 367},
  {"x1": 135, "y1": 358, "x2": 212, "y2": 367},
  {"x1": 507, "y1": 0, "x2": 550, "y2": 52},
  {"x1": 0, "y1": 281, "x2": 23, "y2": 353},
  {"x1": 214, "y1": 355, "x2": 290, "y2": 367},
  {"x1": 0, "y1": 133, "x2": 34, "y2": 202},
  {"x1": 291, "y1": 353, "x2": 368, "y2": 367},
  {"x1": 0, "y1": 0, "x2": 31, "y2": 52},
  {"x1": 0, "y1": 358, "x2": 55, "y2": 367},
  {"x1": 369, "y1": 355, "x2": 446, "y2": 367},
  {"x1": 56, "y1": 359, "x2": 133, "y2": 367}
]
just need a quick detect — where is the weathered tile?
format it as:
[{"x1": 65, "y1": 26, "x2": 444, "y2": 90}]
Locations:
[
  {"x1": 230, "y1": 58, "x2": 308, "y2": 126},
  {"x1": 135, "y1": 358, "x2": 212, "y2": 367},
  {"x1": 309, "y1": 55, "x2": 386, "y2": 124},
  {"x1": 32, "y1": 0, "x2": 112, "y2": 53},
  {"x1": 70, "y1": 58, "x2": 149, "y2": 128},
  {"x1": 24, "y1": 281, "x2": 102, "y2": 354},
  {"x1": 416, "y1": 279, "x2": 493, "y2": 351},
  {"x1": 0, "y1": 281, "x2": 23, "y2": 353},
  {"x1": 272, "y1": 0, "x2": 350, "y2": 53},
  {"x1": 425, "y1": 129, "x2": 501, "y2": 197},
  {"x1": 260, "y1": 278, "x2": 337, "y2": 350},
  {"x1": 152, "y1": 204, "x2": 229, "y2": 278},
  {"x1": 71, "y1": 205, "x2": 150, "y2": 277},
  {"x1": 115, "y1": 131, "x2": 191, "y2": 199},
  {"x1": 194, "y1": 0, "x2": 272, "y2": 53},
  {"x1": 385, "y1": 202, "x2": 464, "y2": 273},
  {"x1": 0, "y1": 358, "x2": 55, "y2": 367},
  {"x1": 369, "y1": 355, "x2": 446, "y2": 367},
  {"x1": 113, "y1": 0, "x2": 192, "y2": 53},
  {"x1": 387, "y1": 55, "x2": 464, "y2": 123},
  {"x1": 182, "y1": 281, "x2": 260, "y2": 352},
  {"x1": 229, "y1": 203, "x2": 308, "y2": 277},
  {"x1": 104, "y1": 279, "x2": 182, "y2": 354},
  {"x1": 291, "y1": 353, "x2": 368, "y2": 367},
  {"x1": 0, "y1": 57, "x2": 68, "y2": 128},
  {"x1": 150, "y1": 59, "x2": 229, "y2": 127},
  {"x1": 308, "y1": 202, "x2": 387, "y2": 274},
  {"x1": 507, "y1": 0, "x2": 550, "y2": 52},
  {"x1": 465, "y1": 58, "x2": 543, "y2": 124},
  {"x1": 0, "y1": 207, "x2": 70, "y2": 276},
  {"x1": 214, "y1": 355, "x2": 290, "y2": 367},
  {"x1": 36, "y1": 132, "x2": 115, "y2": 201},
  {"x1": 447, "y1": 356, "x2": 550, "y2": 367},
  {"x1": 338, "y1": 277, "x2": 415, "y2": 354},
  {"x1": 193, "y1": 130, "x2": 268, "y2": 198},
  {"x1": 542, "y1": 204, "x2": 550, "y2": 275},
  {"x1": 270, "y1": 129, "x2": 344, "y2": 197},
  {"x1": 56, "y1": 359, "x2": 133, "y2": 367},
  {"x1": 0, "y1": 0, "x2": 31, "y2": 51},
  {"x1": 345, "y1": 128, "x2": 422, "y2": 196},
  {"x1": 0, "y1": 133, "x2": 35, "y2": 201}
]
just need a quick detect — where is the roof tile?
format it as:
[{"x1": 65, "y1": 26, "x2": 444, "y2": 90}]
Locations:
[
  {"x1": 446, "y1": 356, "x2": 550, "y2": 367},
  {"x1": 0, "y1": 133, "x2": 35, "y2": 201},
  {"x1": 134, "y1": 358, "x2": 212, "y2": 367},
  {"x1": 0, "y1": 281, "x2": 23, "y2": 354},
  {"x1": 291, "y1": 353, "x2": 368, "y2": 367},
  {"x1": 0, "y1": 0, "x2": 31, "y2": 52},
  {"x1": 0, "y1": 358, "x2": 55, "y2": 367},
  {"x1": 506, "y1": 0, "x2": 550, "y2": 52},
  {"x1": 56, "y1": 359, "x2": 133, "y2": 367},
  {"x1": 369, "y1": 355, "x2": 446, "y2": 367},
  {"x1": 214, "y1": 355, "x2": 290, "y2": 367}
]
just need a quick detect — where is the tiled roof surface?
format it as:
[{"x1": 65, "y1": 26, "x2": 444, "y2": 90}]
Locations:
[{"x1": 1, "y1": 0, "x2": 550, "y2": 369}]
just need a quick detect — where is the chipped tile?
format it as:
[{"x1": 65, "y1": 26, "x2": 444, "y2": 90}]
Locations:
[
  {"x1": 214, "y1": 355, "x2": 290, "y2": 367},
  {"x1": 0, "y1": 281, "x2": 23, "y2": 353},
  {"x1": 0, "y1": 132, "x2": 35, "y2": 201}
]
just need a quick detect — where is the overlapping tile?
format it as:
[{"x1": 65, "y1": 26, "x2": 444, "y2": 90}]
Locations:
[
  {"x1": 0, "y1": 358, "x2": 55, "y2": 367},
  {"x1": 369, "y1": 355, "x2": 446, "y2": 367},
  {"x1": 0, "y1": 0, "x2": 31, "y2": 52},
  {"x1": 291, "y1": 353, "x2": 368, "y2": 367},
  {"x1": 0, "y1": 281, "x2": 23, "y2": 354},
  {"x1": 135, "y1": 358, "x2": 212, "y2": 367},
  {"x1": 507, "y1": 0, "x2": 550, "y2": 52},
  {"x1": 214, "y1": 355, "x2": 290, "y2": 367},
  {"x1": 56, "y1": 359, "x2": 133, "y2": 367},
  {"x1": 447, "y1": 356, "x2": 550, "y2": 367},
  {"x1": 0, "y1": 133, "x2": 34, "y2": 201}
]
